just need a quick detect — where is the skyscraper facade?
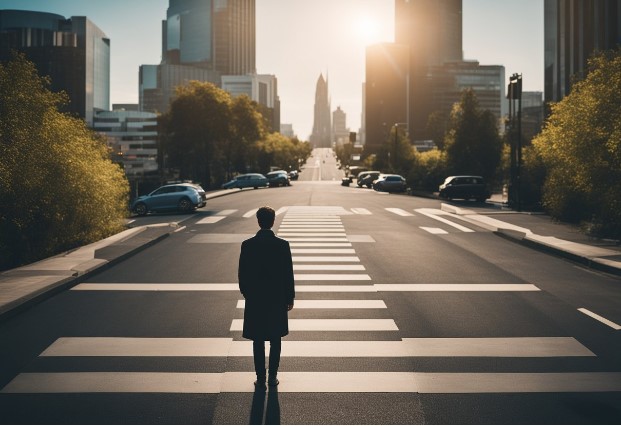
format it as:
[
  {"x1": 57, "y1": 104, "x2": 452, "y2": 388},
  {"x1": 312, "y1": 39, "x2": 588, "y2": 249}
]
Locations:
[
  {"x1": 0, "y1": 10, "x2": 110, "y2": 125},
  {"x1": 544, "y1": 0, "x2": 621, "y2": 107},
  {"x1": 364, "y1": 43, "x2": 409, "y2": 153},
  {"x1": 394, "y1": 0, "x2": 463, "y2": 141},
  {"x1": 332, "y1": 106, "x2": 349, "y2": 145},
  {"x1": 140, "y1": 0, "x2": 256, "y2": 114},
  {"x1": 310, "y1": 73, "x2": 332, "y2": 148}
]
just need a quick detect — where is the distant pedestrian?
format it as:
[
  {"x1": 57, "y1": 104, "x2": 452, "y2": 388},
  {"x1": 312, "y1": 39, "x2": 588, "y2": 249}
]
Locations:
[{"x1": 238, "y1": 206, "x2": 295, "y2": 388}]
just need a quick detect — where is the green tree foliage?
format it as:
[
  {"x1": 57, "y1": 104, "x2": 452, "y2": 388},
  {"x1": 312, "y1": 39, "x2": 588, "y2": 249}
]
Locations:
[
  {"x1": 375, "y1": 126, "x2": 415, "y2": 175},
  {"x1": 159, "y1": 81, "x2": 310, "y2": 187},
  {"x1": 444, "y1": 89, "x2": 503, "y2": 183},
  {"x1": 0, "y1": 54, "x2": 129, "y2": 270},
  {"x1": 533, "y1": 50, "x2": 621, "y2": 237},
  {"x1": 407, "y1": 150, "x2": 448, "y2": 192}
]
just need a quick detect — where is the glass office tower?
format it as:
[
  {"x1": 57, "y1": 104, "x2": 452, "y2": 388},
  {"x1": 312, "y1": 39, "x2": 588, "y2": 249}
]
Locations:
[{"x1": 0, "y1": 10, "x2": 110, "y2": 125}]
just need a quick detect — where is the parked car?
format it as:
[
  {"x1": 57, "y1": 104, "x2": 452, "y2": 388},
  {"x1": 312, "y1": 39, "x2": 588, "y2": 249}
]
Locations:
[
  {"x1": 288, "y1": 170, "x2": 299, "y2": 180},
  {"x1": 222, "y1": 173, "x2": 268, "y2": 189},
  {"x1": 266, "y1": 171, "x2": 291, "y2": 187},
  {"x1": 438, "y1": 175, "x2": 491, "y2": 201},
  {"x1": 373, "y1": 174, "x2": 408, "y2": 193},
  {"x1": 131, "y1": 183, "x2": 206, "y2": 216},
  {"x1": 357, "y1": 171, "x2": 381, "y2": 188}
]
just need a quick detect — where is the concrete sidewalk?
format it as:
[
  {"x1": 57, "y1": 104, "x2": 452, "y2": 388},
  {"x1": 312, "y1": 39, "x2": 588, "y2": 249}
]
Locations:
[{"x1": 1, "y1": 188, "x2": 619, "y2": 321}]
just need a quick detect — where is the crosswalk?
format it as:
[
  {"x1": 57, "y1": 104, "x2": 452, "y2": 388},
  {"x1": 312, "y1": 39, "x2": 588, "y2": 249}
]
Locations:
[
  {"x1": 1, "y1": 205, "x2": 617, "y2": 397},
  {"x1": 193, "y1": 205, "x2": 481, "y2": 235}
]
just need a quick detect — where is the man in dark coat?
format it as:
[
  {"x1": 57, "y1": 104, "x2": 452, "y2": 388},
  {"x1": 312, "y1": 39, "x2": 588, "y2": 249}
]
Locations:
[{"x1": 239, "y1": 206, "x2": 295, "y2": 387}]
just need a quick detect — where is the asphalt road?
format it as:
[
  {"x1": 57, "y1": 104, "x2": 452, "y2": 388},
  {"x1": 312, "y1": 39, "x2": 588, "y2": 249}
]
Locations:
[{"x1": 1, "y1": 151, "x2": 620, "y2": 424}]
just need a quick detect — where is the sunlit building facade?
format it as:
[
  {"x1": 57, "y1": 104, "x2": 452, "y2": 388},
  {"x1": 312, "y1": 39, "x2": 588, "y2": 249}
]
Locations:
[
  {"x1": 544, "y1": 0, "x2": 621, "y2": 108},
  {"x1": 221, "y1": 73, "x2": 280, "y2": 131},
  {"x1": 332, "y1": 106, "x2": 350, "y2": 145},
  {"x1": 310, "y1": 73, "x2": 332, "y2": 148},
  {"x1": 0, "y1": 10, "x2": 110, "y2": 125}
]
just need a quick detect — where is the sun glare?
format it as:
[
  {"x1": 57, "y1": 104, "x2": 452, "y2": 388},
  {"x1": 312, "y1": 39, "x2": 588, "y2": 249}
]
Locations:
[{"x1": 354, "y1": 16, "x2": 381, "y2": 44}]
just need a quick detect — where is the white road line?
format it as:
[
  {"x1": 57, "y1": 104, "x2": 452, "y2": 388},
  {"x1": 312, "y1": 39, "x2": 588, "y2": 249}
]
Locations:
[
  {"x1": 290, "y1": 243, "x2": 352, "y2": 247},
  {"x1": 6, "y1": 372, "x2": 621, "y2": 394},
  {"x1": 217, "y1": 209, "x2": 237, "y2": 216},
  {"x1": 72, "y1": 283, "x2": 540, "y2": 292},
  {"x1": 275, "y1": 207, "x2": 288, "y2": 216},
  {"x1": 295, "y1": 274, "x2": 371, "y2": 281},
  {"x1": 72, "y1": 283, "x2": 240, "y2": 291},
  {"x1": 279, "y1": 233, "x2": 347, "y2": 237},
  {"x1": 416, "y1": 208, "x2": 475, "y2": 232},
  {"x1": 196, "y1": 216, "x2": 225, "y2": 224},
  {"x1": 281, "y1": 228, "x2": 345, "y2": 232},
  {"x1": 293, "y1": 256, "x2": 360, "y2": 262},
  {"x1": 285, "y1": 238, "x2": 349, "y2": 242},
  {"x1": 237, "y1": 300, "x2": 384, "y2": 309},
  {"x1": 291, "y1": 249, "x2": 356, "y2": 254},
  {"x1": 578, "y1": 308, "x2": 621, "y2": 330},
  {"x1": 231, "y1": 319, "x2": 397, "y2": 331},
  {"x1": 40, "y1": 337, "x2": 590, "y2": 358},
  {"x1": 280, "y1": 225, "x2": 344, "y2": 229},
  {"x1": 243, "y1": 209, "x2": 258, "y2": 218},
  {"x1": 296, "y1": 285, "x2": 376, "y2": 292},
  {"x1": 351, "y1": 208, "x2": 372, "y2": 215},
  {"x1": 375, "y1": 284, "x2": 540, "y2": 292},
  {"x1": 420, "y1": 227, "x2": 448, "y2": 234},
  {"x1": 293, "y1": 264, "x2": 365, "y2": 271},
  {"x1": 385, "y1": 208, "x2": 414, "y2": 217}
]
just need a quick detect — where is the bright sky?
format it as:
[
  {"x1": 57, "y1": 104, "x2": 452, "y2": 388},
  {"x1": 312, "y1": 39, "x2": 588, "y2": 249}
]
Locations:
[{"x1": 1, "y1": 0, "x2": 543, "y2": 140}]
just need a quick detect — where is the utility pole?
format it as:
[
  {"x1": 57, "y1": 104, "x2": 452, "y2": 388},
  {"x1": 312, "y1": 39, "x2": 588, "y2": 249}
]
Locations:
[{"x1": 508, "y1": 73, "x2": 523, "y2": 211}]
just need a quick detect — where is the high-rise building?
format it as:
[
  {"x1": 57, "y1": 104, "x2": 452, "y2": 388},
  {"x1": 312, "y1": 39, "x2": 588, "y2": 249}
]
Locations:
[
  {"x1": 332, "y1": 106, "x2": 349, "y2": 145},
  {"x1": 221, "y1": 73, "x2": 280, "y2": 131},
  {"x1": 395, "y1": 0, "x2": 463, "y2": 140},
  {"x1": 364, "y1": 43, "x2": 409, "y2": 153},
  {"x1": 0, "y1": 10, "x2": 110, "y2": 125},
  {"x1": 140, "y1": 0, "x2": 256, "y2": 114},
  {"x1": 310, "y1": 73, "x2": 332, "y2": 148},
  {"x1": 544, "y1": 0, "x2": 621, "y2": 108}
]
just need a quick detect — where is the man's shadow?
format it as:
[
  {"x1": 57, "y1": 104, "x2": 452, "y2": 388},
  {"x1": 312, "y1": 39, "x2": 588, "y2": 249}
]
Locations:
[{"x1": 249, "y1": 386, "x2": 280, "y2": 425}]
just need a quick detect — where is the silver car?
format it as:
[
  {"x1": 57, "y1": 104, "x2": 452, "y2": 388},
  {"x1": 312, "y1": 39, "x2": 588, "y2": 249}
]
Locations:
[
  {"x1": 131, "y1": 183, "x2": 206, "y2": 216},
  {"x1": 222, "y1": 173, "x2": 268, "y2": 189},
  {"x1": 373, "y1": 174, "x2": 408, "y2": 193}
]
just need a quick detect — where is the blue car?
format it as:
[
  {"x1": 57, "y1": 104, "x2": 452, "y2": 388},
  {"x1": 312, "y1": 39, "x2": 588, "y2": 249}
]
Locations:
[
  {"x1": 222, "y1": 173, "x2": 268, "y2": 189},
  {"x1": 131, "y1": 183, "x2": 206, "y2": 216}
]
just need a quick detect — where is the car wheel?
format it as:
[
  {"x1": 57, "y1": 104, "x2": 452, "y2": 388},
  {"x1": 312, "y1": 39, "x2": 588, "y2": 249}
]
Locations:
[
  {"x1": 178, "y1": 197, "x2": 193, "y2": 213},
  {"x1": 134, "y1": 202, "x2": 147, "y2": 216}
]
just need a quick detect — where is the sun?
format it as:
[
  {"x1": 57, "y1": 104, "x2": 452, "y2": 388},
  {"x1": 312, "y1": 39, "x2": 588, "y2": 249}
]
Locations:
[{"x1": 353, "y1": 16, "x2": 381, "y2": 44}]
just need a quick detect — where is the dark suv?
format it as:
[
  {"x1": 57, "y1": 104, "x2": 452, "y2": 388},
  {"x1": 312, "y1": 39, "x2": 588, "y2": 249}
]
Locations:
[{"x1": 439, "y1": 176, "x2": 491, "y2": 202}]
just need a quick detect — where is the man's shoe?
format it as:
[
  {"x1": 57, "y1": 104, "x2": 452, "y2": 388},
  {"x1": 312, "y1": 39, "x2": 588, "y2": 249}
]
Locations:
[
  {"x1": 268, "y1": 375, "x2": 279, "y2": 386},
  {"x1": 254, "y1": 376, "x2": 266, "y2": 389}
]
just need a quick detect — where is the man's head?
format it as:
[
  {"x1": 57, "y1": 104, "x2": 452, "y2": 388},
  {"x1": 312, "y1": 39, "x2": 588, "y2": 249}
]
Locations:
[{"x1": 256, "y1": 206, "x2": 276, "y2": 229}]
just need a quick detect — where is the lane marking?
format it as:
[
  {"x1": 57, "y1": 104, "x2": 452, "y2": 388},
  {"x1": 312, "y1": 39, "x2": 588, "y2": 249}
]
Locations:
[
  {"x1": 351, "y1": 208, "x2": 372, "y2": 215},
  {"x1": 416, "y1": 208, "x2": 475, "y2": 232},
  {"x1": 578, "y1": 308, "x2": 621, "y2": 330},
  {"x1": 231, "y1": 319, "x2": 397, "y2": 331},
  {"x1": 40, "y1": 337, "x2": 590, "y2": 358},
  {"x1": 293, "y1": 256, "x2": 360, "y2": 262},
  {"x1": 294, "y1": 274, "x2": 371, "y2": 281},
  {"x1": 386, "y1": 208, "x2": 414, "y2": 217},
  {"x1": 293, "y1": 264, "x2": 365, "y2": 271},
  {"x1": 275, "y1": 207, "x2": 288, "y2": 216},
  {"x1": 291, "y1": 249, "x2": 356, "y2": 254},
  {"x1": 5, "y1": 372, "x2": 621, "y2": 394},
  {"x1": 187, "y1": 234, "x2": 253, "y2": 243},
  {"x1": 290, "y1": 243, "x2": 352, "y2": 247},
  {"x1": 280, "y1": 224, "x2": 344, "y2": 228},
  {"x1": 285, "y1": 238, "x2": 349, "y2": 242},
  {"x1": 217, "y1": 209, "x2": 237, "y2": 216},
  {"x1": 196, "y1": 216, "x2": 225, "y2": 224},
  {"x1": 243, "y1": 209, "x2": 258, "y2": 218},
  {"x1": 375, "y1": 284, "x2": 540, "y2": 292},
  {"x1": 281, "y1": 228, "x2": 345, "y2": 232},
  {"x1": 73, "y1": 283, "x2": 540, "y2": 292},
  {"x1": 237, "y1": 300, "x2": 384, "y2": 309},
  {"x1": 279, "y1": 233, "x2": 347, "y2": 237},
  {"x1": 420, "y1": 227, "x2": 448, "y2": 235}
]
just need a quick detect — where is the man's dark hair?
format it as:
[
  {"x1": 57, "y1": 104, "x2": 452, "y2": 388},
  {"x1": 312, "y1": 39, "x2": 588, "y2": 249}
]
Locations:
[{"x1": 256, "y1": 206, "x2": 276, "y2": 229}]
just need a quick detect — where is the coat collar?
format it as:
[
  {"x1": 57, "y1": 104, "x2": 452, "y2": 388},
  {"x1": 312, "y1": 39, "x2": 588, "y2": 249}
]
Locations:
[{"x1": 256, "y1": 229, "x2": 275, "y2": 237}]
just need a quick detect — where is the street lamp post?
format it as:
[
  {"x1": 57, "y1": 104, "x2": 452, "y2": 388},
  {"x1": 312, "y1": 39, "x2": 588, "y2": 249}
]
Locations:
[
  {"x1": 392, "y1": 123, "x2": 408, "y2": 174},
  {"x1": 508, "y1": 73, "x2": 522, "y2": 211}
]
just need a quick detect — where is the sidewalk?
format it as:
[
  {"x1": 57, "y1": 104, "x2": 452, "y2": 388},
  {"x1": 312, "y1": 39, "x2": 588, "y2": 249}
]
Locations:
[{"x1": 1, "y1": 188, "x2": 619, "y2": 321}]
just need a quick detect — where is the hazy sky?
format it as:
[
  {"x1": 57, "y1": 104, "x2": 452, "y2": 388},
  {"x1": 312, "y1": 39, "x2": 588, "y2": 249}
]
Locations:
[{"x1": 1, "y1": 0, "x2": 543, "y2": 139}]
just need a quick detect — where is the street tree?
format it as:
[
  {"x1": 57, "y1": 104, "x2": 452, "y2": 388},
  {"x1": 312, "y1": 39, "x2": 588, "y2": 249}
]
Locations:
[
  {"x1": 0, "y1": 54, "x2": 128, "y2": 270},
  {"x1": 532, "y1": 49, "x2": 621, "y2": 237},
  {"x1": 159, "y1": 81, "x2": 232, "y2": 188},
  {"x1": 229, "y1": 94, "x2": 267, "y2": 178},
  {"x1": 444, "y1": 89, "x2": 503, "y2": 182}
]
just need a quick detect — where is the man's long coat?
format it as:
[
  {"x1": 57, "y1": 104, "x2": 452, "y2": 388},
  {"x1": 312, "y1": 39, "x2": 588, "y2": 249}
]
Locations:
[{"x1": 238, "y1": 229, "x2": 295, "y2": 341}]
